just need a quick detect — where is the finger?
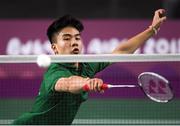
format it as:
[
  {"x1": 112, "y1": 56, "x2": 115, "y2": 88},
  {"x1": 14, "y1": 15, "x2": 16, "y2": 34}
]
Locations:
[
  {"x1": 156, "y1": 9, "x2": 165, "y2": 14},
  {"x1": 96, "y1": 82, "x2": 101, "y2": 92},
  {"x1": 160, "y1": 9, "x2": 166, "y2": 14},
  {"x1": 159, "y1": 11, "x2": 166, "y2": 18},
  {"x1": 160, "y1": 17, "x2": 167, "y2": 22},
  {"x1": 89, "y1": 80, "x2": 93, "y2": 91},
  {"x1": 97, "y1": 84, "x2": 102, "y2": 92},
  {"x1": 96, "y1": 80, "x2": 102, "y2": 92},
  {"x1": 155, "y1": 10, "x2": 160, "y2": 15},
  {"x1": 97, "y1": 80, "x2": 103, "y2": 92},
  {"x1": 93, "y1": 79, "x2": 98, "y2": 92}
]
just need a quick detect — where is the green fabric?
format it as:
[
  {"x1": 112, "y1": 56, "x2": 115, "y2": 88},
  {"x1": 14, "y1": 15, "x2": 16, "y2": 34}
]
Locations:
[{"x1": 12, "y1": 62, "x2": 110, "y2": 125}]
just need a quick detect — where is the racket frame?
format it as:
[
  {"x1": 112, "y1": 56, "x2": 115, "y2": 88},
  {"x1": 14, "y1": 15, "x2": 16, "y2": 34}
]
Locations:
[{"x1": 138, "y1": 72, "x2": 174, "y2": 103}]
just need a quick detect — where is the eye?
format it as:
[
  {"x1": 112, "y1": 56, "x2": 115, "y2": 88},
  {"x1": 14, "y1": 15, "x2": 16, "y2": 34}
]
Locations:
[
  {"x1": 63, "y1": 38, "x2": 70, "y2": 41},
  {"x1": 76, "y1": 37, "x2": 81, "y2": 40}
]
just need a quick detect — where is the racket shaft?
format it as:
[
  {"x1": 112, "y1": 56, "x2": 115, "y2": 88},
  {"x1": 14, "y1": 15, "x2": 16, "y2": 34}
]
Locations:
[
  {"x1": 108, "y1": 84, "x2": 136, "y2": 88},
  {"x1": 83, "y1": 84, "x2": 136, "y2": 91}
]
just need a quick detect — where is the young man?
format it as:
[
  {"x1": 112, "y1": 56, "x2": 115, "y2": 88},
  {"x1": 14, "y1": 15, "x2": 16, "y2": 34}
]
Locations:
[{"x1": 13, "y1": 9, "x2": 166, "y2": 124}]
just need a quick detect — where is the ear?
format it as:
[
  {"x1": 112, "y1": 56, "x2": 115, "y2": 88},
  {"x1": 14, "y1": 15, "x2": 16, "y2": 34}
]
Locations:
[{"x1": 51, "y1": 44, "x2": 58, "y2": 54}]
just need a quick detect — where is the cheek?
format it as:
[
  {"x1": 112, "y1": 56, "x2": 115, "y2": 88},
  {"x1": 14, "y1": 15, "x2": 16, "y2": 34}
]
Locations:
[
  {"x1": 57, "y1": 41, "x2": 71, "y2": 49},
  {"x1": 79, "y1": 41, "x2": 83, "y2": 49},
  {"x1": 58, "y1": 41, "x2": 66, "y2": 47}
]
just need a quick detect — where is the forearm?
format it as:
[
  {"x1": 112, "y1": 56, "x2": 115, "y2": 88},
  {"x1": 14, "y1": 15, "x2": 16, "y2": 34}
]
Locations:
[
  {"x1": 55, "y1": 76, "x2": 89, "y2": 94},
  {"x1": 113, "y1": 9, "x2": 166, "y2": 54},
  {"x1": 54, "y1": 76, "x2": 104, "y2": 94},
  {"x1": 113, "y1": 27, "x2": 154, "y2": 54}
]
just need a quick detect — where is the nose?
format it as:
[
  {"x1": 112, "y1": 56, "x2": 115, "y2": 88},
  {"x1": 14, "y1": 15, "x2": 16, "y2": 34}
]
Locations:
[
  {"x1": 71, "y1": 39, "x2": 79, "y2": 47},
  {"x1": 71, "y1": 43, "x2": 78, "y2": 47}
]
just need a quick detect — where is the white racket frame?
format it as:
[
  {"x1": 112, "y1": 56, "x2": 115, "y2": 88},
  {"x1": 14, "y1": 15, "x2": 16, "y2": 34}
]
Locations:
[
  {"x1": 106, "y1": 72, "x2": 173, "y2": 103},
  {"x1": 138, "y1": 72, "x2": 173, "y2": 103}
]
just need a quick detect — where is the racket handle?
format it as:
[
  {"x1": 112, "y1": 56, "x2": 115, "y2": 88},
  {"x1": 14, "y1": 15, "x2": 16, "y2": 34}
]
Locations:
[{"x1": 82, "y1": 84, "x2": 108, "y2": 92}]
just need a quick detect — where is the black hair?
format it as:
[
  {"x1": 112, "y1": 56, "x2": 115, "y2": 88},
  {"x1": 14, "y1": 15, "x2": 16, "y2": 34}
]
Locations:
[{"x1": 47, "y1": 15, "x2": 84, "y2": 44}]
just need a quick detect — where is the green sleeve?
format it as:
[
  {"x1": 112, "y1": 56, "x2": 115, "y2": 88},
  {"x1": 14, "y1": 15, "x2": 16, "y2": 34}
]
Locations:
[
  {"x1": 88, "y1": 62, "x2": 112, "y2": 74},
  {"x1": 43, "y1": 66, "x2": 72, "y2": 92}
]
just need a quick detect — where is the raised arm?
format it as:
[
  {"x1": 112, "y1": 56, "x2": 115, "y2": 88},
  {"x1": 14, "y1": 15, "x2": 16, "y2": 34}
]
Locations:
[{"x1": 112, "y1": 9, "x2": 167, "y2": 54}]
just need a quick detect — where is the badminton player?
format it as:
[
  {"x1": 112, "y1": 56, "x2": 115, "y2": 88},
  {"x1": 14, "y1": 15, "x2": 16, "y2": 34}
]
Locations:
[{"x1": 13, "y1": 9, "x2": 166, "y2": 124}]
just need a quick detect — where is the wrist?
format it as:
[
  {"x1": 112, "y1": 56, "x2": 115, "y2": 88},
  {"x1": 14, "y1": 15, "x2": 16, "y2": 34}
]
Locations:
[{"x1": 149, "y1": 25, "x2": 158, "y2": 35}]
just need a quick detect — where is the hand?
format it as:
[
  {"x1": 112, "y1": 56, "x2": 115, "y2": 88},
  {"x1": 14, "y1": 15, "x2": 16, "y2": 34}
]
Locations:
[
  {"x1": 85, "y1": 78, "x2": 104, "y2": 93},
  {"x1": 69, "y1": 76, "x2": 90, "y2": 93},
  {"x1": 151, "y1": 9, "x2": 167, "y2": 31}
]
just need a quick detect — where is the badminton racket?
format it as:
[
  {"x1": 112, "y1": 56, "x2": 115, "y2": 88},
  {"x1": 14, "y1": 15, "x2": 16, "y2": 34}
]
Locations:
[{"x1": 83, "y1": 72, "x2": 174, "y2": 103}]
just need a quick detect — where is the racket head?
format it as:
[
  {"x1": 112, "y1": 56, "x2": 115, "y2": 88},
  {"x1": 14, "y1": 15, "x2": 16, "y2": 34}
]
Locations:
[{"x1": 138, "y1": 72, "x2": 174, "y2": 103}]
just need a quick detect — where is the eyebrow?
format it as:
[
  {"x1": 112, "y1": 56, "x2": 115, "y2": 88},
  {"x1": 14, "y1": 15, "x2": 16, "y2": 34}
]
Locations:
[{"x1": 61, "y1": 33, "x2": 81, "y2": 37}]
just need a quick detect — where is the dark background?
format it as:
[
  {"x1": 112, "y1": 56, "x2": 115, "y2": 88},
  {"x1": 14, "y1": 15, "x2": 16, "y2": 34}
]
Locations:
[{"x1": 0, "y1": 0, "x2": 179, "y2": 19}]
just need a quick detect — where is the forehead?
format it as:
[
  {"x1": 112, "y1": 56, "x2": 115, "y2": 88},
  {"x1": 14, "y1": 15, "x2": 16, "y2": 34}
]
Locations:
[{"x1": 58, "y1": 26, "x2": 80, "y2": 36}]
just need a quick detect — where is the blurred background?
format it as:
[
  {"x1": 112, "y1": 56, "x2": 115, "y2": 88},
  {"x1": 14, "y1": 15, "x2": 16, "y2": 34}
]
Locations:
[
  {"x1": 0, "y1": 0, "x2": 180, "y2": 125},
  {"x1": 0, "y1": 0, "x2": 179, "y2": 19}
]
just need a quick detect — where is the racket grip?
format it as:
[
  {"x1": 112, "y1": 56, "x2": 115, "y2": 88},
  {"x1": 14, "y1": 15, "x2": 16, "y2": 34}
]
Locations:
[{"x1": 82, "y1": 84, "x2": 108, "y2": 92}]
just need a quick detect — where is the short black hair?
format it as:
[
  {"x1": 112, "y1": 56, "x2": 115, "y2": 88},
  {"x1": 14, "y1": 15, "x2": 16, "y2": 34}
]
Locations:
[{"x1": 47, "y1": 15, "x2": 84, "y2": 44}]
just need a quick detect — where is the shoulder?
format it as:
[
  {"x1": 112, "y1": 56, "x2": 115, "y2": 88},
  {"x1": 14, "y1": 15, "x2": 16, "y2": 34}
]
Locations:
[
  {"x1": 44, "y1": 63, "x2": 72, "y2": 79},
  {"x1": 42, "y1": 63, "x2": 72, "y2": 92},
  {"x1": 81, "y1": 62, "x2": 111, "y2": 76},
  {"x1": 45, "y1": 63, "x2": 66, "y2": 75},
  {"x1": 84, "y1": 62, "x2": 111, "y2": 70},
  {"x1": 47, "y1": 63, "x2": 62, "y2": 71}
]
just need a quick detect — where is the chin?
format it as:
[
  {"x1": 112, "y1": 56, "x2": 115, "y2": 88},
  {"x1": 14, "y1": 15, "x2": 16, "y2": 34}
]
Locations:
[
  {"x1": 71, "y1": 51, "x2": 81, "y2": 55},
  {"x1": 72, "y1": 52, "x2": 80, "y2": 55}
]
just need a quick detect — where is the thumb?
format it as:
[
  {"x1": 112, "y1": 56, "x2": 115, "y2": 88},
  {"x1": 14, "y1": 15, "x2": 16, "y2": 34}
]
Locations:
[{"x1": 160, "y1": 17, "x2": 167, "y2": 23}]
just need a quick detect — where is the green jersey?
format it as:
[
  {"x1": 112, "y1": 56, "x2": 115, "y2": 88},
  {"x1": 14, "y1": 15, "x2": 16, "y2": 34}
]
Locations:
[{"x1": 13, "y1": 62, "x2": 110, "y2": 125}]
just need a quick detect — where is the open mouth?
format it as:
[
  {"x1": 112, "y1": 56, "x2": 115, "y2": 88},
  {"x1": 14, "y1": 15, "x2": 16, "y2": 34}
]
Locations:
[{"x1": 72, "y1": 48, "x2": 79, "y2": 54}]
